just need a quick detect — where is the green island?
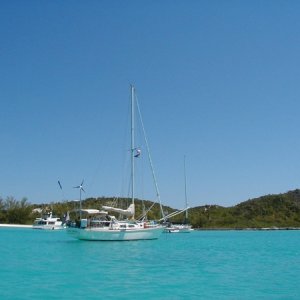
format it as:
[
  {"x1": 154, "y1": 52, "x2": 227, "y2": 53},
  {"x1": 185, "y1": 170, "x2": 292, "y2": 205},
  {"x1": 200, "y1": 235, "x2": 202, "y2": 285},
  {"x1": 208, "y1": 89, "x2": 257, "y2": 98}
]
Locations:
[{"x1": 1, "y1": 189, "x2": 300, "y2": 229}]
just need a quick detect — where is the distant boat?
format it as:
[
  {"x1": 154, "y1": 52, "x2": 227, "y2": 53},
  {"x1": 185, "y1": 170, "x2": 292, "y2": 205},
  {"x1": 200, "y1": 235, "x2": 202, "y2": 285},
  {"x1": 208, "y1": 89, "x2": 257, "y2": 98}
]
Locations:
[
  {"x1": 165, "y1": 223, "x2": 193, "y2": 233},
  {"x1": 67, "y1": 85, "x2": 165, "y2": 241},
  {"x1": 164, "y1": 156, "x2": 193, "y2": 233},
  {"x1": 32, "y1": 212, "x2": 64, "y2": 230}
]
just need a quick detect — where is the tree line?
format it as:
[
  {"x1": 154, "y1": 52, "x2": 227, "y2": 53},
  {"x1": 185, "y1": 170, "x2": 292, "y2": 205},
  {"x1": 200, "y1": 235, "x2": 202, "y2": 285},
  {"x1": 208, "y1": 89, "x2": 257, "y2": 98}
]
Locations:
[
  {"x1": 0, "y1": 197, "x2": 33, "y2": 224},
  {"x1": 1, "y1": 190, "x2": 300, "y2": 228}
]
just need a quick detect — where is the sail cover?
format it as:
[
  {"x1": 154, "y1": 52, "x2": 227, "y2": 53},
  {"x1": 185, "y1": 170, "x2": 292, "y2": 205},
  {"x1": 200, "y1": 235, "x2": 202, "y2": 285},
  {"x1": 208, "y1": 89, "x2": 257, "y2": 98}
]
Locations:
[{"x1": 102, "y1": 204, "x2": 135, "y2": 217}]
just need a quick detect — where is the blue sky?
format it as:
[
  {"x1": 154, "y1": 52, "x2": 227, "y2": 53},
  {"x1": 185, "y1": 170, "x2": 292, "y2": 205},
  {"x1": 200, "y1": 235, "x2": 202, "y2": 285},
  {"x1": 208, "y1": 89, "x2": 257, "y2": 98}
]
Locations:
[{"x1": 1, "y1": 1, "x2": 300, "y2": 208}]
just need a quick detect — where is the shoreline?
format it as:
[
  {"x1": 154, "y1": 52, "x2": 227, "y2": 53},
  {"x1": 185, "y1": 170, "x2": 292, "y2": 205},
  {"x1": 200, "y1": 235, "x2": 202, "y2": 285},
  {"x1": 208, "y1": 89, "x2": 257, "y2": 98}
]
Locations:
[
  {"x1": 0, "y1": 224, "x2": 32, "y2": 228},
  {"x1": 195, "y1": 227, "x2": 300, "y2": 231},
  {"x1": 1, "y1": 224, "x2": 300, "y2": 231}
]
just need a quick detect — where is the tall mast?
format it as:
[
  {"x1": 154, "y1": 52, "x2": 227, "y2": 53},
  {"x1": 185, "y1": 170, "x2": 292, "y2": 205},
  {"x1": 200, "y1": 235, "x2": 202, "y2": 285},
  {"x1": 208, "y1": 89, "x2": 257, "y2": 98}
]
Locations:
[
  {"x1": 184, "y1": 155, "x2": 188, "y2": 221},
  {"x1": 131, "y1": 85, "x2": 135, "y2": 218}
]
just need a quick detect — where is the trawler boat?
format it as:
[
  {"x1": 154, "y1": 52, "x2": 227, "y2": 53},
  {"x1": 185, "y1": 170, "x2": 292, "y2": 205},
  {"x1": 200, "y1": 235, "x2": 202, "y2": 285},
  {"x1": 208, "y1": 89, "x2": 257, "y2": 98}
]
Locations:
[{"x1": 33, "y1": 212, "x2": 64, "y2": 230}]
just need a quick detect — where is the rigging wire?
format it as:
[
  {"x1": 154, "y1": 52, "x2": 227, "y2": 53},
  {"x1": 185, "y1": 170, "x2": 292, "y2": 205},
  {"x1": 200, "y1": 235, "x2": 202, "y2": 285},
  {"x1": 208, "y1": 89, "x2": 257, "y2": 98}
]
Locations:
[{"x1": 135, "y1": 94, "x2": 166, "y2": 221}]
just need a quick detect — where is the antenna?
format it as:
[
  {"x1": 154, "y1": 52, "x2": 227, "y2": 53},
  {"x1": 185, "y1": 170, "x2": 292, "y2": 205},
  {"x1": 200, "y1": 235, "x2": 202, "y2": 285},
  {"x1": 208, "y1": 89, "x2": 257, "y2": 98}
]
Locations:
[{"x1": 74, "y1": 179, "x2": 85, "y2": 220}]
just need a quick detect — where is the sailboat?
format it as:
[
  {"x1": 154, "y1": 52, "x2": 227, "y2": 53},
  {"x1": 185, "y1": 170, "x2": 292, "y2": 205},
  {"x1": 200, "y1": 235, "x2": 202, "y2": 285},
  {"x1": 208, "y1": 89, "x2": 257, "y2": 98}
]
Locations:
[
  {"x1": 164, "y1": 156, "x2": 193, "y2": 233},
  {"x1": 67, "y1": 85, "x2": 165, "y2": 241}
]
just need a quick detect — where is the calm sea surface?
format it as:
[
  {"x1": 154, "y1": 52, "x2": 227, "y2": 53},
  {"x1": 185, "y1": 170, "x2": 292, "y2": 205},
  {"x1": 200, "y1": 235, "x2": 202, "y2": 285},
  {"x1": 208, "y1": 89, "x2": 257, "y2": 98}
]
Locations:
[{"x1": 0, "y1": 228, "x2": 299, "y2": 299}]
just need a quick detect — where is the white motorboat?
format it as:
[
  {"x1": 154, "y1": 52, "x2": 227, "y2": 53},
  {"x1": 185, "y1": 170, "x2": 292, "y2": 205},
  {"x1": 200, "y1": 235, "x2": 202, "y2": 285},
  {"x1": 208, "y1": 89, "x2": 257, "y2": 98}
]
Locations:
[{"x1": 33, "y1": 212, "x2": 64, "y2": 230}]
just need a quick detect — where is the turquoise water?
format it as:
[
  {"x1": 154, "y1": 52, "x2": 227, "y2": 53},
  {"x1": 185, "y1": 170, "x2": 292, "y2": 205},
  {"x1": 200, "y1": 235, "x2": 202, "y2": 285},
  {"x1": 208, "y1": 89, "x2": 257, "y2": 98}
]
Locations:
[{"x1": 1, "y1": 229, "x2": 300, "y2": 299}]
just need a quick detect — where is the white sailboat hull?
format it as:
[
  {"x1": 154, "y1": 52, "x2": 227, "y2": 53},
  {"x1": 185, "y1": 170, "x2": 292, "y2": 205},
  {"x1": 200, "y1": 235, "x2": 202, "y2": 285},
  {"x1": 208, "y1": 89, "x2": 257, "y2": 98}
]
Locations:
[{"x1": 67, "y1": 226, "x2": 164, "y2": 241}]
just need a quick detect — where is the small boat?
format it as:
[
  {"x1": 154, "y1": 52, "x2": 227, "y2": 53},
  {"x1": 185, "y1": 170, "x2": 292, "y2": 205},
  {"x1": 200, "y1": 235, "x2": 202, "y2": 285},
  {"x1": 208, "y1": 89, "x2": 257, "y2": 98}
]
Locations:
[
  {"x1": 67, "y1": 85, "x2": 165, "y2": 241},
  {"x1": 33, "y1": 212, "x2": 64, "y2": 230},
  {"x1": 164, "y1": 156, "x2": 193, "y2": 233},
  {"x1": 165, "y1": 223, "x2": 193, "y2": 233}
]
